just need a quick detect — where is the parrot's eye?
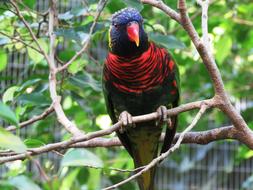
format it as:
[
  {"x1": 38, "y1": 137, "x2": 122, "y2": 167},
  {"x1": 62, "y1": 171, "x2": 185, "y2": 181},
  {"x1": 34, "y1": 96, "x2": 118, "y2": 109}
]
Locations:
[{"x1": 113, "y1": 23, "x2": 119, "y2": 29}]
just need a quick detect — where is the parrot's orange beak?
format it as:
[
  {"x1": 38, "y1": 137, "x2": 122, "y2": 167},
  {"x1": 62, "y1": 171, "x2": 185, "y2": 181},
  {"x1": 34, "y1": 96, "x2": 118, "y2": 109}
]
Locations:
[{"x1": 127, "y1": 21, "x2": 139, "y2": 47}]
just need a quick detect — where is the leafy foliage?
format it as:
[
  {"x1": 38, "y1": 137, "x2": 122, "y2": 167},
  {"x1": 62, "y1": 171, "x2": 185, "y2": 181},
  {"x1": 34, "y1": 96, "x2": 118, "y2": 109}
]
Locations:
[
  {"x1": 0, "y1": 0, "x2": 252, "y2": 189},
  {"x1": 0, "y1": 126, "x2": 27, "y2": 153}
]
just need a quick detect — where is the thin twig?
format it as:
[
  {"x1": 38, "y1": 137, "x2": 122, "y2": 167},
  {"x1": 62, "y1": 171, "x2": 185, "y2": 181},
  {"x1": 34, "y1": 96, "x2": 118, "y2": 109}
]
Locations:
[
  {"x1": 17, "y1": 0, "x2": 49, "y2": 17},
  {"x1": 142, "y1": 0, "x2": 252, "y2": 147},
  {"x1": 9, "y1": 0, "x2": 50, "y2": 63},
  {"x1": 47, "y1": 0, "x2": 83, "y2": 136},
  {"x1": 56, "y1": 0, "x2": 108, "y2": 73},
  {"x1": 0, "y1": 31, "x2": 42, "y2": 53},
  {"x1": 0, "y1": 100, "x2": 214, "y2": 164},
  {"x1": 32, "y1": 159, "x2": 50, "y2": 182},
  {"x1": 197, "y1": 0, "x2": 211, "y2": 52},
  {"x1": 141, "y1": 0, "x2": 181, "y2": 22},
  {"x1": 103, "y1": 105, "x2": 208, "y2": 190},
  {"x1": 6, "y1": 104, "x2": 54, "y2": 131},
  {"x1": 0, "y1": 125, "x2": 237, "y2": 158}
]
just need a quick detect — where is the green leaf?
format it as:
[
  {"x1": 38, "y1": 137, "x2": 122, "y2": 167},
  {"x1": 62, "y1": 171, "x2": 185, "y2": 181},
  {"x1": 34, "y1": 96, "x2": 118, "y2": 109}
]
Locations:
[
  {"x1": 27, "y1": 39, "x2": 48, "y2": 64},
  {"x1": 8, "y1": 175, "x2": 41, "y2": 190},
  {"x1": 61, "y1": 149, "x2": 104, "y2": 168},
  {"x1": 0, "y1": 126, "x2": 27, "y2": 153},
  {"x1": 215, "y1": 35, "x2": 232, "y2": 64},
  {"x1": 24, "y1": 139, "x2": 45, "y2": 148},
  {"x1": 87, "y1": 169, "x2": 101, "y2": 190},
  {"x1": 69, "y1": 72, "x2": 101, "y2": 92},
  {"x1": 55, "y1": 28, "x2": 89, "y2": 44},
  {"x1": 71, "y1": 7, "x2": 88, "y2": 17},
  {"x1": 58, "y1": 7, "x2": 88, "y2": 20},
  {"x1": 18, "y1": 93, "x2": 51, "y2": 106},
  {"x1": 22, "y1": 0, "x2": 36, "y2": 9},
  {"x1": 58, "y1": 50, "x2": 75, "y2": 62},
  {"x1": 2, "y1": 86, "x2": 19, "y2": 104},
  {"x1": 58, "y1": 12, "x2": 74, "y2": 20},
  {"x1": 122, "y1": 0, "x2": 143, "y2": 11},
  {"x1": 0, "y1": 49, "x2": 8, "y2": 71},
  {"x1": 0, "y1": 101, "x2": 19, "y2": 125},
  {"x1": 17, "y1": 78, "x2": 42, "y2": 93},
  {"x1": 67, "y1": 59, "x2": 87, "y2": 74},
  {"x1": 149, "y1": 33, "x2": 186, "y2": 50},
  {"x1": 60, "y1": 169, "x2": 80, "y2": 190}
]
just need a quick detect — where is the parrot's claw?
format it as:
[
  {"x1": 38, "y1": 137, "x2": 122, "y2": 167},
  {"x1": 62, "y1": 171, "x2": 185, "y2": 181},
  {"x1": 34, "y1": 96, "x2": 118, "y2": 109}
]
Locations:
[
  {"x1": 167, "y1": 118, "x2": 173, "y2": 129},
  {"x1": 119, "y1": 111, "x2": 135, "y2": 133},
  {"x1": 156, "y1": 105, "x2": 168, "y2": 127}
]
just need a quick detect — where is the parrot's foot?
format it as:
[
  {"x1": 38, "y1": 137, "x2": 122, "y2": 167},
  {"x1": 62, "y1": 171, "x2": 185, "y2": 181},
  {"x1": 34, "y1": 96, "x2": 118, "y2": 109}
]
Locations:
[
  {"x1": 156, "y1": 105, "x2": 168, "y2": 127},
  {"x1": 119, "y1": 111, "x2": 135, "y2": 133},
  {"x1": 167, "y1": 118, "x2": 173, "y2": 130}
]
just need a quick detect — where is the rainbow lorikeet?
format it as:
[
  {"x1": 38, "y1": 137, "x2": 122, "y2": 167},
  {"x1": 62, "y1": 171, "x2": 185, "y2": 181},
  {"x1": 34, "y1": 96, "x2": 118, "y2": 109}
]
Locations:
[{"x1": 103, "y1": 8, "x2": 180, "y2": 190}]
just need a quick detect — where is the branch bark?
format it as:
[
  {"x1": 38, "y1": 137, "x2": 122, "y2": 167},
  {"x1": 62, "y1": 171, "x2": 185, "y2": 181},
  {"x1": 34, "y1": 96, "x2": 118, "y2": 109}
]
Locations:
[
  {"x1": 103, "y1": 104, "x2": 208, "y2": 190},
  {"x1": 6, "y1": 104, "x2": 54, "y2": 131},
  {"x1": 197, "y1": 0, "x2": 211, "y2": 52},
  {"x1": 0, "y1": 100, "x2": 214, "y2": 164},
  {"x1": 0, "y1": 31, "x2": 42, "y2": 53},
  {"x1": 48, "y1": 0, "x2": 83, "y2": 136},
  {"x1": 0, "y1": 126, "x2": 239, "y2": 164},
  {"x1": 141, "y1": 0, "x2": 253, "y2": 148},
  {"x1": 71, "y1": 125, "x2": 236, "y2": 148}
]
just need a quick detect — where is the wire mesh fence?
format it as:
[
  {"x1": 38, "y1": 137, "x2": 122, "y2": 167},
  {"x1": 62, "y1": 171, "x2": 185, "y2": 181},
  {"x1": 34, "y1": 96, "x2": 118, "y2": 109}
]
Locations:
[{"x1": 0, "y1": 0, "x2": 253, "y2": 189}]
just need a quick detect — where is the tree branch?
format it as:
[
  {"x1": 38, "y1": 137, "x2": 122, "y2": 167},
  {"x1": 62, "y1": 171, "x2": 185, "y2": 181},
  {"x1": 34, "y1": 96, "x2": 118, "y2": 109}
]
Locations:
[
  {"x1": 197, "y1": 0, "x2": 211, "y2": 52},
  {"x1": 0, "y1": 31, "x2": 42, "y2": 53},
  {"x1": 47, "y1": 0, "x2": 83, "y2": 136},
  {"x1": 0, "y1": 125, "x2": 238, "y2": 164},
  {"x1": 103, "y1": 104, "x2": 208, "y2": 190},
  {"x1": 6, "y1": 104, "x2": 54, "y2": 131},
  {"x1": 56, "y1": 0, "x2": 108, "y2": 73},
  {"x1": 0, "y1": 100, "x2": 214, "y2": 164},
  {"x1": 141, "y1": 0, "x2": 181, "y2": 23},
  {"x1": 141, "y1": 0, "x2": 253, "y2": 147},
  {"x1": 71, "y1": 125, "x2": 236, "y2": 148},
  {"x1": 9, "y1": 0, "x2": 50, "y2": 64}
]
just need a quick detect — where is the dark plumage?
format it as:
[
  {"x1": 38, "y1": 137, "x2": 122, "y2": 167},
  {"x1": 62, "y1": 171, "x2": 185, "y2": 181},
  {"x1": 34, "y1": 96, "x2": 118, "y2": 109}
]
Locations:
[{"x1": 103, "y1": 8, "x2": 180, "y2": 190}]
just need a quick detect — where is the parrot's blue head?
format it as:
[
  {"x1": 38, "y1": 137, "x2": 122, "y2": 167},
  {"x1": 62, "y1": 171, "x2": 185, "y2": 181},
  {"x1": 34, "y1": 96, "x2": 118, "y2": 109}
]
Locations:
[{"x1": 109, "y1": 8, "x2": 149, "y2": 57}]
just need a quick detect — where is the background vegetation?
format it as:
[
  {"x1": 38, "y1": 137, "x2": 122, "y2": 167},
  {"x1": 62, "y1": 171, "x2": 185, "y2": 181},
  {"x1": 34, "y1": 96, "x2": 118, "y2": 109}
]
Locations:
[{"x1": 0, "y1": 0, "x2": 252, "y2": 189}]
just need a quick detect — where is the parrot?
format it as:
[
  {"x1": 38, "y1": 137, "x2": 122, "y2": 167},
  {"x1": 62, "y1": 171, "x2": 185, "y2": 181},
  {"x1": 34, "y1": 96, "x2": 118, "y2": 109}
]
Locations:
[{"x1": 102, "y1": 8, "x2": 180, "y2": 190}]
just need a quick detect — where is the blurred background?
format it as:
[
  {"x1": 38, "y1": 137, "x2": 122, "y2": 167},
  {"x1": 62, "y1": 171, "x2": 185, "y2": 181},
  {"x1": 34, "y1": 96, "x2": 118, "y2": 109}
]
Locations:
[{"x1": 0, "y1": 0, "x2": 252, "y2": 189}]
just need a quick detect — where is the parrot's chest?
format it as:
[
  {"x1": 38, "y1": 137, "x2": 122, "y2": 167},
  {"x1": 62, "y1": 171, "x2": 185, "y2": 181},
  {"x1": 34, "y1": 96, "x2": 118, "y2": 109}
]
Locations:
[{"x1": 109, "y1": 81, "x2": 171, "y2": 117}]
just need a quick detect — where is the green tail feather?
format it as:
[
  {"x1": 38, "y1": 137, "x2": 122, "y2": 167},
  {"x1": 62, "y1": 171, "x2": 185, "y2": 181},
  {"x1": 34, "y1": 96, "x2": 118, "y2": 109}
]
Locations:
[
  {"x1": 135, "y1": 165, "x2": 156, "y2": 190},
  {"x1": 130, "y1": 125, "x2": 160, "y2": 190}
]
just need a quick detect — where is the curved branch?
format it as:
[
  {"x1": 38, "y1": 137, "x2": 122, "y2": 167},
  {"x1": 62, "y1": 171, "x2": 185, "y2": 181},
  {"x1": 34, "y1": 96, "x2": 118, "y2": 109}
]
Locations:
[
  {"x1": 48, "y1": 0, "x2": 83, "y2": 136},
  {"x1": 71, "y1": 125, "x2": 236, "y2": 148},
  {"x1": 103, "y1": 104, "x2": 208, "y2": 190},
  {"x1": 0, "y1": 100, "x2": 214, "y2": 164},
  {"x1": 141, "y1": 0, "x2": 252, "y2": 147},
  {"x1": 6, "y1": 104, "x2": 54, "y2": 131},
  {"x1": 141, "y1": 0, "x2": 181, "y2": 22},
  {"x1": 0, "y1": 31, "x2": 42, "y2": 53},
  {"x1": 0, "y1": 125, "x2": 238, "y2": 164}
]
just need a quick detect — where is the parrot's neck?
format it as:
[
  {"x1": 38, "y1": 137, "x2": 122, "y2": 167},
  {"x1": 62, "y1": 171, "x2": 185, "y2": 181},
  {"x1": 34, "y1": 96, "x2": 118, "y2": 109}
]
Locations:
[{"x1": 104, "y1": 42, "x2": 175, "y2": 93}]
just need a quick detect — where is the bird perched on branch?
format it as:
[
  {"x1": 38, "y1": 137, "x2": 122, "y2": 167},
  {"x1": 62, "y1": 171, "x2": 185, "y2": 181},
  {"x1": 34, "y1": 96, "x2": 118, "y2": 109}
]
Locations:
[{"x1": 103, "y1": 8, "x2": 180, "y2": 190}]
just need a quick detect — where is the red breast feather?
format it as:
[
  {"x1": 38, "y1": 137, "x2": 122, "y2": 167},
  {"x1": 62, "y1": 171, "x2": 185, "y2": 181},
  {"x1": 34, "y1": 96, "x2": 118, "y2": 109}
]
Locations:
[{"x1": 104, "y1": 42, "x2": 175, "y2": 93}]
